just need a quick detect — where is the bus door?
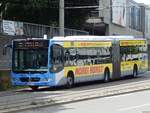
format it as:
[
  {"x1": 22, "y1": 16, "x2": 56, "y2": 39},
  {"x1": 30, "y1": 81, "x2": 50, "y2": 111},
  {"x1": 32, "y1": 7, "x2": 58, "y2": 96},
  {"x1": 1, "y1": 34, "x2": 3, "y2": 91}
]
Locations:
[{"x1": 112, "y1": 40, "x2": 121, "y2": 79}]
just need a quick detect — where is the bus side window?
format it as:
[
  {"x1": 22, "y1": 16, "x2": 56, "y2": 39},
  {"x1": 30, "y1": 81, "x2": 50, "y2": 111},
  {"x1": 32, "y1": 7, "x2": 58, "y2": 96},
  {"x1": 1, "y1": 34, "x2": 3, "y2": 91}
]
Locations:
[
  {"x1": 64, "y1": 49, "x2": 71, "y2": 66},
  {"x1": 64, "y1": 48, "x2": 78, "y2": 66}
]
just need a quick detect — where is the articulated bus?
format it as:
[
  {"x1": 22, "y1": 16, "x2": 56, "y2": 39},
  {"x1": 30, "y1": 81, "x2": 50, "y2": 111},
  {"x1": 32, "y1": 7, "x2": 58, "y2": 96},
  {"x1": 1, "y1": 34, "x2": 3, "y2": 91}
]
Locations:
[{"x1": 11, "y1": 36, "x2": 148, "y2": 90}]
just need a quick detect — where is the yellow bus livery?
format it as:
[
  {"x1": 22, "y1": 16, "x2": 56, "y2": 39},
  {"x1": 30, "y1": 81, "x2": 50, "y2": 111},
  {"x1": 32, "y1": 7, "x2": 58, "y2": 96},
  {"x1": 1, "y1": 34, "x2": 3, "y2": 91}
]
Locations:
[{"x1": 11, "y1": 36, "x2": 148, "y2": 90}]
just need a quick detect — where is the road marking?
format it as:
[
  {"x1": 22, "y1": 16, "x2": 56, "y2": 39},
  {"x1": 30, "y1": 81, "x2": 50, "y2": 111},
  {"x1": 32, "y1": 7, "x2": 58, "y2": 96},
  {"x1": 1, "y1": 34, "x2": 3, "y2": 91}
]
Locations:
[
  {"x1": 105, "y1": 92, "x2": 133, "y2": 99},
  {"x1": 118, "y1": 103, "x2": 150, "y2": 111}
]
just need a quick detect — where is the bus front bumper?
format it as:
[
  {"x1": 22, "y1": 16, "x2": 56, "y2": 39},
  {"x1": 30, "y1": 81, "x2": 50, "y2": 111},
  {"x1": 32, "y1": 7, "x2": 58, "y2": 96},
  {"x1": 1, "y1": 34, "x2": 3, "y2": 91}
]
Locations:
[
  {"x1": 11, "y1": 72, "x2": 56, "y2": 87},
  {"x1": 12, "y1": 81, "x2": 55, "y2": 86}
]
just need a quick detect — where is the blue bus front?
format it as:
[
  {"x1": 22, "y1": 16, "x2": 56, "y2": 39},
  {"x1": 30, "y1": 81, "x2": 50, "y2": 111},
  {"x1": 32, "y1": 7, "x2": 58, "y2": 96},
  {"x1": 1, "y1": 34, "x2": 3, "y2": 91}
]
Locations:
[{"x1": 11, "y1": 39, "x2": 56, "y2": 88}]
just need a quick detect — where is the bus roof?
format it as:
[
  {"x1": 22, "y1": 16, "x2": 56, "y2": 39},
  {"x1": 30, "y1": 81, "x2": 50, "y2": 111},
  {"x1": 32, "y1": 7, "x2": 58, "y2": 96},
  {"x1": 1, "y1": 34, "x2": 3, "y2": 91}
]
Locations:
[
  {"x1": 52, "y1": 35, "x2": 145, "y2": 41},
  {"x1": 13, "y1": 35, "x2": 145, "y2": 42}
]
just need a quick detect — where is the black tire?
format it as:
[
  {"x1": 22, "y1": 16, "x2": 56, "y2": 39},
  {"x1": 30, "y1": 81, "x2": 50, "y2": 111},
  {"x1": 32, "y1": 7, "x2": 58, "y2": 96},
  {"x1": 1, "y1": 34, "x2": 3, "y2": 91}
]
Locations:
[
  {"x1": 30, "y1": 86, "x2": 39, "y2": 91},
  {"x1": 133, "y1": 66, "x2": 138, "y2": 78},
  {"x1": 104, "y1": 69, "x2": 110, "y2": 83},
  {"x1": 66, "y1": 75, "x2": 74, "y2": 88}
]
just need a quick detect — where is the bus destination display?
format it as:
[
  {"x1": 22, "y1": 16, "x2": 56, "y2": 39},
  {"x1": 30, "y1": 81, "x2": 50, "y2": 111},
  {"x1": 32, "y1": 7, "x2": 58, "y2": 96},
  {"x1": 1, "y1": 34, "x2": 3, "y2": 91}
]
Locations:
[{"x1": 14, "y1": 40, "x2": 49, "y2": 49}]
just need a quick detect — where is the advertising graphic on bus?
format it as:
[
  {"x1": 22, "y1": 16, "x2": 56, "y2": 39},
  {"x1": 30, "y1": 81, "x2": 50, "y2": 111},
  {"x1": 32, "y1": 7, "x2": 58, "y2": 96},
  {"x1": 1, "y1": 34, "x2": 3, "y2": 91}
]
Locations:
[{"x1": 11, "y1": 36, "x2": 148, "y2": 90}]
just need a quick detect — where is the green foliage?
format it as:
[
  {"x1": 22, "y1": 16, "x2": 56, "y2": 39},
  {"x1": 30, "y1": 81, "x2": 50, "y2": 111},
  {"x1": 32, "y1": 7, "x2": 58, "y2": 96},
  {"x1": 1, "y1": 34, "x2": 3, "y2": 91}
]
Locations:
[
  {"x1": 0, "y1": 70, "x2": 27, "y2": 91},
  {"x1": 0, "y1": 0, "x2": 98, "y2": 30},
  {"x1": 0, "y1": 71, "x2": 11, "y2": 91},
  {"x1": 1, "y1": 0, "x2": 59, "y2": 25}
]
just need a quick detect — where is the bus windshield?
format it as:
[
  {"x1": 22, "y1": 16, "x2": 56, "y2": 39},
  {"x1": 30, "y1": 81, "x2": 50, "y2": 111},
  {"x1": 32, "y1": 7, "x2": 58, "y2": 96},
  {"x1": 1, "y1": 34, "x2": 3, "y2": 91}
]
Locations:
[{"x1": 13, "y1": 48, "x2": 48, "y2": 72}]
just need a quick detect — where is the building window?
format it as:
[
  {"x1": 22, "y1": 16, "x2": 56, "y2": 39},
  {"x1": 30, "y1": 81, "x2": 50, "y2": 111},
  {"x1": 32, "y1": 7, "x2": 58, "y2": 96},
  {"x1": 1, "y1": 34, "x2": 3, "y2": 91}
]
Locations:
[{"x1": 129, "y1": 3, "x2": 142, "y2": 31}]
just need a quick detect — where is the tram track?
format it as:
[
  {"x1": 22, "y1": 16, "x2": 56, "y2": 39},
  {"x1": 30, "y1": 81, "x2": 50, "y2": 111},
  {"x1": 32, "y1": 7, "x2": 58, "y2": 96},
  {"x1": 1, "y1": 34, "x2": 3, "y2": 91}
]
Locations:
[{"x1": 0, "y1": 72, "x2": 150, "y2": 113}]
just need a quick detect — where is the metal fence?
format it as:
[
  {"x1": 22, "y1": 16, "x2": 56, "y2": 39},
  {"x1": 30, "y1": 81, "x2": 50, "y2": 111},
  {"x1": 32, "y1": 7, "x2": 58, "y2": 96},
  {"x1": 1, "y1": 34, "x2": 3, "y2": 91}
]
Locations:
[
  {"x1": 0, "y1": 20, "x2": 89, "y2": 38},
  {"x1": 0, "y1": 20, "x2": 89, "y2": 70}
]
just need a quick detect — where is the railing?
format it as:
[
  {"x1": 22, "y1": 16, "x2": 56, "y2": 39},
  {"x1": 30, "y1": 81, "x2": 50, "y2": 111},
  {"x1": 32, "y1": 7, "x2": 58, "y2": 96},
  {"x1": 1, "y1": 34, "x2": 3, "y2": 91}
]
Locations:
[
  {"x1": 0, "y1": 20, "x2": 89, "y2": 38},
  {"x1": 0, "y1": 20, "x2": 89, "y2": 70}
]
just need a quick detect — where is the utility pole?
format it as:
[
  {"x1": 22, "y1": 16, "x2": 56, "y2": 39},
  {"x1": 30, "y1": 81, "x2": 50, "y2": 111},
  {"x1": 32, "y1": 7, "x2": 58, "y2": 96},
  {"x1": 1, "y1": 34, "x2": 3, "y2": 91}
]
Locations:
[
  {"x1": 0, "y1": 3, "x2": 3, "y2": 20},
  {"x1": 59, "y1": 0, "x2": 64, "y2": 36}
]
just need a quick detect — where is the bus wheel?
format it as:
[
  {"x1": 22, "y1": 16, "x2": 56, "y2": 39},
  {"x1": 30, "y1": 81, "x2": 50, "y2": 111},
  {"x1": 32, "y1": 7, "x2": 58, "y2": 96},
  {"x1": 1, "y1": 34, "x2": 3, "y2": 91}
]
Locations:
[
  {"x1": 66, "y1": 74, "x2": 74, "y2": 88},
  {"x1": 133, "y1": 66, "x2": 138, "y2": 78},
  {"x1": 104, "y1": 69, "x2": 110, "y2": 83},
  {"x1": 29, "y1": 86, "x2": 39, "y2": 91}
]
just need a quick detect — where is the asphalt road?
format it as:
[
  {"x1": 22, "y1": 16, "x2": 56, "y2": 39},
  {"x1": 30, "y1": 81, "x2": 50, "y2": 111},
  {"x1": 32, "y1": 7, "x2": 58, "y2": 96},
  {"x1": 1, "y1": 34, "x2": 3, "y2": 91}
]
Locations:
[
  {"x1": 1, "y1": 72, "x2": 150, "y2": 113},
  {"x1": 14, "y1": 89, "x2": 150, "y2": 113}
]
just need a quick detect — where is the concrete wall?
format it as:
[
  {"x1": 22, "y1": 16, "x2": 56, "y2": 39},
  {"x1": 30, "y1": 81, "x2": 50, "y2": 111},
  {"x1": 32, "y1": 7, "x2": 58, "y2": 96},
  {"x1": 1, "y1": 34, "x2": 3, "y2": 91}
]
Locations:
[
  {"x1": 99, "y1": 0, "x2": 111, "y2": 24},
  {"x1": 0, "y1": 35, "x2": 12, "y2": 90},
  {"x1": 97, "y1": 0, "x2": 144, "y2": 37},
  {"x1": 109, "y1": 24, "x2": 143, "y2": 37},
  {"x1": 0, "y1": 35, "x2": 13, "y2": 70}
]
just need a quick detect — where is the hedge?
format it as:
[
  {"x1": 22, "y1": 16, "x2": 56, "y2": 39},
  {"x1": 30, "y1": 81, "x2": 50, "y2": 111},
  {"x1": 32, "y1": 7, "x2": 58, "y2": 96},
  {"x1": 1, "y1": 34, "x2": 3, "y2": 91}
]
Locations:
[{"x1": 0, "y1": 70, "x2": 11, "y2": 91}]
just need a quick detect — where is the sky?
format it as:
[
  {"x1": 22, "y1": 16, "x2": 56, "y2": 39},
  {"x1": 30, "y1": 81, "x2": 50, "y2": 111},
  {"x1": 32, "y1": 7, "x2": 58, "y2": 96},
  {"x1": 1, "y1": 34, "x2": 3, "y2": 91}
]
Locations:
[{"x1": 134, "y1": 0, "x2": 150, "y2": 5}]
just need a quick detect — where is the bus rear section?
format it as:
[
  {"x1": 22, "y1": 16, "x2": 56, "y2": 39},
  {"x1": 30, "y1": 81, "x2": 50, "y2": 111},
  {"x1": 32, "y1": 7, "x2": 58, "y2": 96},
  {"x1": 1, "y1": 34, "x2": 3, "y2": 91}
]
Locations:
[
  {"x1": 61, "y1": 37, "x2": 148, "y2": 87},
  {"x1": 11, "y1": 39, "x2": 56, "y2": 90},
  {"x1": 119, "y1": 39, "x2": 148, "y2": 77}
]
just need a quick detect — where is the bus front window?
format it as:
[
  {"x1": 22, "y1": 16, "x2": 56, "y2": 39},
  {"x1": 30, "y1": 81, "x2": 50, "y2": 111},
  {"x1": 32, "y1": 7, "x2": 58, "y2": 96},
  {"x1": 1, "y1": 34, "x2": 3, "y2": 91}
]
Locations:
[
  {"x1": 13, "y1": 49, "x2": 48, "y2": 72},
  {"x1": 50, "y1": 44, "x2": 64, "y2": 72}
]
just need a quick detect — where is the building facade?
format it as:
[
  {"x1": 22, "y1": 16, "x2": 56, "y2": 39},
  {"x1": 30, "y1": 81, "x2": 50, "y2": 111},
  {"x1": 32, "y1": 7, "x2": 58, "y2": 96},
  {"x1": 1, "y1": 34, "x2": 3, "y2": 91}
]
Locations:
[
  {"x1": 85, "y1": 0, "x2": 149, "y2": 38},
  {"x1": 144, "y1": 5, "x2": 150, "y2": 39}
]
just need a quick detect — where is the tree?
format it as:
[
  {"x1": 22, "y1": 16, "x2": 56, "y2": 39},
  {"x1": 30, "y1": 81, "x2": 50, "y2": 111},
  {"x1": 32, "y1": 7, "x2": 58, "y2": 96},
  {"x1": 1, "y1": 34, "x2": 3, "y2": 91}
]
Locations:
[
  {"x1": 0, "y1": 0, "x2": 59, "y2": 25},
  {"x1": 0, "y1": 0, "x2": 99, "y2": 29}
]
